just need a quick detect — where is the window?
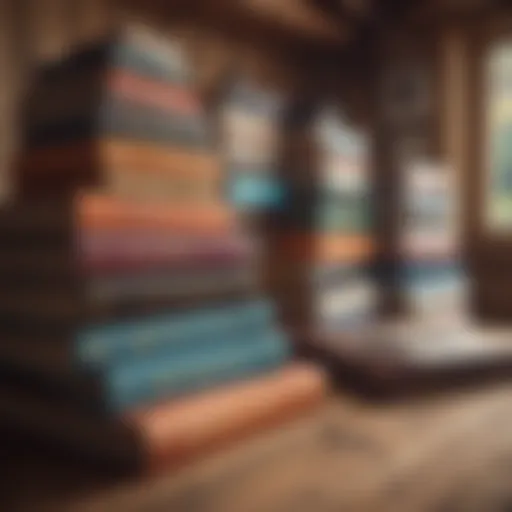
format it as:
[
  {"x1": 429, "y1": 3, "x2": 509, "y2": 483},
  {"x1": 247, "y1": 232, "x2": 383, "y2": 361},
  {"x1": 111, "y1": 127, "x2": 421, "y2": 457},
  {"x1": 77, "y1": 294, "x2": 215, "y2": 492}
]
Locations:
[{"x1": 484, "y1": 39, "x2": 512, "y2": 231}]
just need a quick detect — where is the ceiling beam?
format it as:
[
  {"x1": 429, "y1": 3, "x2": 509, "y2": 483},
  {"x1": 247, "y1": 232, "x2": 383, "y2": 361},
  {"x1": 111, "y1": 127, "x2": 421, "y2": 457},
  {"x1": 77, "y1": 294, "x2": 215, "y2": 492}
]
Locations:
[{"x1": 116, "y1": 0, "x2": 349, "y2": 49}]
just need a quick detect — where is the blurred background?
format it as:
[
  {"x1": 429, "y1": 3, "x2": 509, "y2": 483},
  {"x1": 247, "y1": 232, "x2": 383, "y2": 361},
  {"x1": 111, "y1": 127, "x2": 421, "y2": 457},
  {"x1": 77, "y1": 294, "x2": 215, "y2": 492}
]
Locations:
[{"x1": 3, "y1": 1, "x2": 512, "y2": 511}]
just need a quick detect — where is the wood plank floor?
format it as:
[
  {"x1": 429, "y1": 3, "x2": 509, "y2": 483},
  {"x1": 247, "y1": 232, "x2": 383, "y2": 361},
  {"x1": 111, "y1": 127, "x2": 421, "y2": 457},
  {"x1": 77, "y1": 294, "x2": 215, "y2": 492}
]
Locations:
[{"x1": 3, "y1": 383, "x2": 512, "y2": 511}]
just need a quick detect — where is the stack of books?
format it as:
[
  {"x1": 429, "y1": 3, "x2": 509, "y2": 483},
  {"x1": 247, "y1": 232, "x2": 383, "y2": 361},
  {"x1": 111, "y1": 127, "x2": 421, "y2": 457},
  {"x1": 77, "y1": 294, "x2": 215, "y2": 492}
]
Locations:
[
  {"x1": 220, "y1": 80, "x2": 286, "y2": 213},
  {"x1": 271, "y1": 104, "x2": 377, "y2": 335},
  {"x1": 0, "y1": 25, "x2": 327, "y2": 474},
  {"x1": 399, "y1": 159, "x2": 467, "y2": 324}
]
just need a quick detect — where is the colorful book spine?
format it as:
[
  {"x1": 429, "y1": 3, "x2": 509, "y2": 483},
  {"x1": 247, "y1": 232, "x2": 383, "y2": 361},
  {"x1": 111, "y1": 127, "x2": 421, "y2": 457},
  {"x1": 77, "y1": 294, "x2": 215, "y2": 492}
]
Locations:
[
  {"x1": 84, "y1": 265, "x2": 257, "y2": 303},
  {"x1": 76, "y1": 299, "x2": 275, "y2": 367},
  {"x1": 0, "y1": 237, "x2": 254, "y2": 277},
  {"x1": 24, "y1": 97, "x2": 210, "y2": 149},
  {"x1": 134, "y1": 363, "x2": 326, "y2": 472},
  {"x1": 0, "y1": 194, "x2": 237, "y2": 236},
  {"x1": 36, "y1": 28, "x2": 192, "y2": 87},
  {"x1": 19, "y1": 140, "x2": 220, "y2": 180},
  {"x1": 0, "y1": 274, "x2": 259, "y2": 327},
  {"x1": 274, "y1": 233, "x2": 375, "y2": 265},
  {"x1": 276, "y1": 105, "x2": 377, "y2": 332},
  {"x1": 228, "y1": 172, "x2": 284, "y2": 210},
  {"x1": 0, "y1": 364, "x2": 327, "y2": 471},
  {"x1": 400, "y1": 159, "x2": 464, "y2": 318},
  {"x1": 29, "y1": 69, "x2": 201, "y2": 126},
  {"x1": 221, "y1": 81, "x2": 285, "y2": 212},
  {"x1": 103, "y1": 329, "x2": 291, "y2": 411}
]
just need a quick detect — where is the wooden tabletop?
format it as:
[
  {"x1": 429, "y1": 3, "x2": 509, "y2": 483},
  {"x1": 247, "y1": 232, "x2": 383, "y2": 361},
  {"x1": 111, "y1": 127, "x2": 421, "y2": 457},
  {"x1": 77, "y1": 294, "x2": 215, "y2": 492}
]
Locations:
[{"x1": 4, "y1": 383, "x2": 512, "y2": 512}]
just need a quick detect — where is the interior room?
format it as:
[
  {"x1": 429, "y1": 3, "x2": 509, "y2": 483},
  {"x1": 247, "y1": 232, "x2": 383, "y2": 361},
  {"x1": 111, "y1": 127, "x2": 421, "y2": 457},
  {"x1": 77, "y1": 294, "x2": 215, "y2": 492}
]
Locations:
[{"x1": 2, "y1": 0, "x2": 512, "y2": 510}]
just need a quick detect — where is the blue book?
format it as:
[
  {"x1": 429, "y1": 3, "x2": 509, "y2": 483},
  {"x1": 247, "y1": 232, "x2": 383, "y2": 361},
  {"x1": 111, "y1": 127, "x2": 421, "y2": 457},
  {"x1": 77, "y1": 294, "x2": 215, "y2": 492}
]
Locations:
[
  {"x1": 228, "y1": 172, "x2": 285, "y2": 210},
  {"x1": 104, "y1": 329, "x2": 291, "y2": 411},
  {"x1": 76, "y1": 298, "x2": 275, "y2": 368}
]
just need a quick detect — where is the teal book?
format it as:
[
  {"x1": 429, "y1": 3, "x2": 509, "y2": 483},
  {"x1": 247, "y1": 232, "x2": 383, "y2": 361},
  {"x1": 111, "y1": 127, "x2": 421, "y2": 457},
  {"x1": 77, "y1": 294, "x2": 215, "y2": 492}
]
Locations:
[
  {"x1": 0, "y1": 299, "x2": 276, "y2": 373},
  {"x1": 104, "y1": 328, "x2": 291, "y2": 411},
  {"x1": 77, "y1": 298, "x2": 275, "y2": 369},
  {"x1": 0, "y1": 328, "x2": 291, "y2": 414},
  {"x1": 228, "y1": 172, "x2": 284, "y2": 210}
]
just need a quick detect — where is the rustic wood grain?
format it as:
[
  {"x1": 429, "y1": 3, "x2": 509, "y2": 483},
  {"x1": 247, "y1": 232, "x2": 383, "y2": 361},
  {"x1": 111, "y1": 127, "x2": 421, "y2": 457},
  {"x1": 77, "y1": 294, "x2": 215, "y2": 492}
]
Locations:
[{"x1": 4, "y1": 384, "x2": 512, "y2": 511}]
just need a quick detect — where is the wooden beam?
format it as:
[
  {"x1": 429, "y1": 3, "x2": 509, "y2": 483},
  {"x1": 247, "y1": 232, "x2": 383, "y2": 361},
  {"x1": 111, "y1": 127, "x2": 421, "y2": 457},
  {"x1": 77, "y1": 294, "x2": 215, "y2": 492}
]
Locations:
[
  {"x1": 115, "y1": 0, "x2": 348, "y2": 49},
  {"x1": 243, "y1": 0, "x2": 347, "y2": 42}
]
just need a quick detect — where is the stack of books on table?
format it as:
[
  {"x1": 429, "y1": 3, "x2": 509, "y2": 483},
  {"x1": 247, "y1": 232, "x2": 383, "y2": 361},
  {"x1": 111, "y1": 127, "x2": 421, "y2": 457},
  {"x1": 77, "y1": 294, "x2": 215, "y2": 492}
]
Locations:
[
  {"x1": 270, "y1": 104, "x2": 377, "y2": 336},
  {"x1": 0, "y1": 25, "x2": 327, "y2": 474},
  {"x1": 399, "y1": 159, "x2": 467, "y2": 325}
]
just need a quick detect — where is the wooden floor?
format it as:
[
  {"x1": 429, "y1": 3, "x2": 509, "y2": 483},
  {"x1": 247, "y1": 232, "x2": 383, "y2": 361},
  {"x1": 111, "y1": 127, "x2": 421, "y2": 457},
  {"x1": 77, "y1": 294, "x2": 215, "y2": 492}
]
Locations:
[{"x1": 4, "y1": 383, "x2": 512, "y2": 512}]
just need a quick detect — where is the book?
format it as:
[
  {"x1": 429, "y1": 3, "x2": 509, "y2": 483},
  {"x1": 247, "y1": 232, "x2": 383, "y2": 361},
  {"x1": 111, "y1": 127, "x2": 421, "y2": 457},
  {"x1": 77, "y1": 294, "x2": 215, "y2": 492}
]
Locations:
[
  {"x1": 0, "y1": 298, "x2": 276, "y2": 370},
  {"x1": 19, "y1": 139, "x2": 219, "y2": 178},
  {"x1": 313, "y1": 282, "x2": 377, "y2": 323},
  {"x1": 0, "y1": 329, "x2": 292, "y2": 412},
  {"x1": 272, "y1": 232, "x2": 376, "y2": 265},
  {"x1": 228, "y1": 172, "x2": 284, "y2": 210},
  {"x1": 0, "y1": 231, "x2": 254, "y2": 272},
  {"x1": 0, "y1": 272, "x2": 260, "y2": 327},
  {"x1": 23, "y1": 96, "x2": 210, "y2": 149},
  {"x1": 28, "y1": 69, "x2": 202, "y2": 127},
  {"x1": 30, "y1": 25, "x2": 192, "y2": 88},
  {"x1": 0, "y1": 194, "x2": 237, "y2": 239},
  {"x1": 17, "y1": 139, "x2": 221, "y2": 196},
  {"x1": 0, "y1": 363, "x2": 327, "y2": 472},
  {"x1": 222, "y1": 109, "x2": 281, "y2": 167},
  {"x1": 400, "y1": 260, "x2": 464, "y2": 283}
]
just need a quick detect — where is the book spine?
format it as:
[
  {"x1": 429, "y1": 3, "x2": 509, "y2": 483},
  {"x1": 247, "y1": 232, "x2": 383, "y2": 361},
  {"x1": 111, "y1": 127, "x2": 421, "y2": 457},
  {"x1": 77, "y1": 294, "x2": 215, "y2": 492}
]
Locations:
[
  {"x1": 24, "y1": 97, "x2": 210, "y2": 149},
  {"x1": 228, "y1": 172, "x2": 284, "y2": 210},
  {"x1": 275, "y1": 233, "x2": 376, "y2": 264},
  {"x1": 0, "y1": 195, "x2": 237, "y2": 237},
  {"x1": 105, "y1": 167, "x2": 218, "y2": 202},
  {"x1": 114, "y1": 38, "x2": 191, "y2": 85},
  {"x1": 86, "y1": 265, "x2": 257, "y2": 303},
  {"x1": 76, "y1": 299, "x2": 275, "y2": 367},
  {"x1": 78, "y1": 231, "x2": 252, "y2": 258},
  {"x1": 0, "y1": 363, "x2": 327, "y2": 471},
  {"x1": 106, "y1": 69, "x2": 200, "y2": 116},
  {"x1": 37, "y1": 37, "x2": 190, "y2": 86},
  {"x1": 0, "y1": 273, "x2": 261, "y2": 328},
  {"x1": 19, "y1": 140, "x2": 220, "y2": 180},
  {"x1": 27, "y1": 69, "x2": 201, "y2": 128},
  {"x1": 18, "y1": 147, "x2": 221, "y2": 202},
  {"x1": 314, "y1": 280, "x2": 377, "y2": 321},
  {"x1": 137, "y1": 363, "x2": 327, "y2": 472},
  {"x1": 401, "y1": 261, "x2": 463, "y2": 282},
  {"x1": 105, "y1": 330, "x2": 291, "y2": 411},
  {"x1": 78, "y1": 194, "x2": 237, "y2": 233}
]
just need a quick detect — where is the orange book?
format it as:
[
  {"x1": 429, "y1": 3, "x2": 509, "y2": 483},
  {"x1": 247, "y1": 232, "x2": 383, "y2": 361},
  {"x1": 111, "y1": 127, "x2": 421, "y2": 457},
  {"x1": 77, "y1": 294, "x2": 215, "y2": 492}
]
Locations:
[
  {"x1": 0, "y1": 193, "x2": 237, "y2": 235},
  {"x1": 133, "y1": 363, "x2": 328, "y2": 472},
  {"x1": 16, "y1": 139, "x2": 221, "y2": 198},
  {"x1": 0, "y1": 364, "x2": 328, "y2": 473},
  {"x1": 17, "y1": 138, "x2": 220, "y2": 179},
  {"x1": 272, "y1": 232, "x2": 376, "y2": 264}
]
